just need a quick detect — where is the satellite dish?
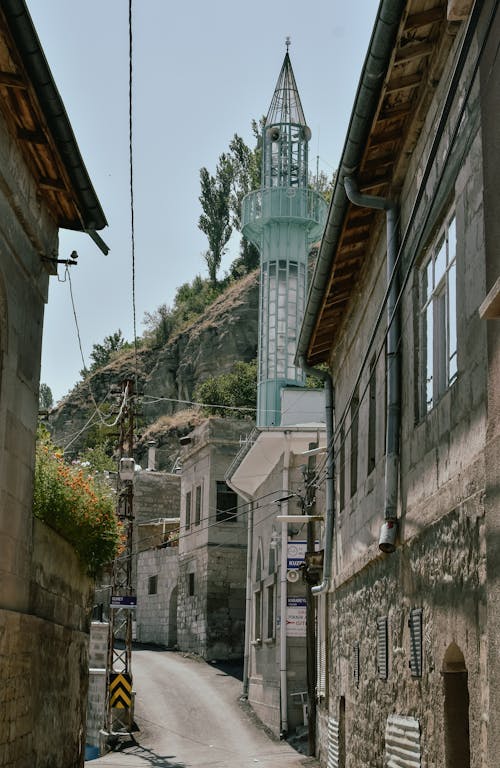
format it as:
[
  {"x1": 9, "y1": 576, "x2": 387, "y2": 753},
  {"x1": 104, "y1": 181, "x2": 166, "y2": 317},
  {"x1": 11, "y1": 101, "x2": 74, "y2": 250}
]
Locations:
[
  {"x1": 287, "y1": 570, "x2": 300, "y2": 583},
  {"x1": 267, "y1": 126, "x2": 280, "y2": 142},
  {"x1": 302, "y1": 125, "x2": 312, "y2": 142}
]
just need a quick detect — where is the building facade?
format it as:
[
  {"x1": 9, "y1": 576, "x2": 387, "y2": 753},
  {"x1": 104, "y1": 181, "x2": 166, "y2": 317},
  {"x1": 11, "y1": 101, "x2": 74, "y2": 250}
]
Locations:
[
  {"x1": 296, "y1": 1, "x2": 500, "y2": 766},
  {"x1": 0, "y1": 3, "x2": 107, "y2": 766},
  {"x1": 177, "y1": 417, "x2": 252, "y2": 659}
]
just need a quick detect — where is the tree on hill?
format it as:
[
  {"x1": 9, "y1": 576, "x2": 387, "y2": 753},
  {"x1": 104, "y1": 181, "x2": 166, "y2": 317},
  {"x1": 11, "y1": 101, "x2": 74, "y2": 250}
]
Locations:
[
  {"x1": 199, "y1": 153, "x2": 233, "y2": 285},
  {"x1": 39, "y1": 382, "x2": 54, "y2": 411},
  {"x1": 81, "y1": 330, "x2": 125, "y2": 377},
  {"x1": 194, "y1": 360, "x2": 257, "y2": 419}
]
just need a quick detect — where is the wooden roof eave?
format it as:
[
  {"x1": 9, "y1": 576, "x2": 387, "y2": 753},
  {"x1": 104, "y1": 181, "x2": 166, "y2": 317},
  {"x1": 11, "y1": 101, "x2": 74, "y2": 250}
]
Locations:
[{"x1": 297, "y1": 0, "x2": 454, "y2": 366}]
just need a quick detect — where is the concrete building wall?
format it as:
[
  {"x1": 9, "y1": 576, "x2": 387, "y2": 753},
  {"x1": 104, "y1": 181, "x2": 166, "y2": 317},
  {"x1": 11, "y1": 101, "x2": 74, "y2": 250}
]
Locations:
[
  {"x1": 177, "y1": 418, "x2": 251, "y2": 659},
  {"x1": 0, "y1": 520, "x2": 93, "y2": 768},
  {"x1": 322, "y1": 15, "x2": 490, "y2": 767},
  {"x1": 136, "y1": 547, "x2": 179, "y2": 647}
]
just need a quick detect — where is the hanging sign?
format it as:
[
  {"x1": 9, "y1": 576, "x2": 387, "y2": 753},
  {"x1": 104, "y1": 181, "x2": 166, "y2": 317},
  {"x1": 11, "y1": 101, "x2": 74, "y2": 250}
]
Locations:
[
  {"x1": 110, "y1": 595, "x2": 137, "y2": 609},
  {"x1": 286, "y1": 596, "x2": 307, "y2": 637}
]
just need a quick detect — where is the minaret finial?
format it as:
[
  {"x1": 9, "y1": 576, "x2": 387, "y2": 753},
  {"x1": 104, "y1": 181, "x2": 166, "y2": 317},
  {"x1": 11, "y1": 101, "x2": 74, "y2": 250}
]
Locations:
[{"x1": 285, "y1": 36, "x2": 291, "y2": 52}]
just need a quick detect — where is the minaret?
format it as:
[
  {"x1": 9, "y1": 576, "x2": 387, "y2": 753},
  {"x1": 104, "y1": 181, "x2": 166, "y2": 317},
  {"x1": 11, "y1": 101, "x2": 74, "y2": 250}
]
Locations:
[{"x1": 242, "y1": 42, "x2": 327, "y2": 426}]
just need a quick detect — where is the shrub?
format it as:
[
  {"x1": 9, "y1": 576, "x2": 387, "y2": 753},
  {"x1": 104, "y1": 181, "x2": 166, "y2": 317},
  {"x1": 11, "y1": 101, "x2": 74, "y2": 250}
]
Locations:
[{"x1": 33, "y1": 428, "x2": 121, "y2": 575}]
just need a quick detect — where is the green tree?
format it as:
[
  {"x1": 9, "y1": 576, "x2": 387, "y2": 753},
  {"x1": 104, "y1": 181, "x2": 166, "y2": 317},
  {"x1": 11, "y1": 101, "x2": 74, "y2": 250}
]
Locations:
[
  {"x1": 81, "y1": 330, "x2": 125, "y2": 377},
  {"x1": 39, "y1": 382, "x2": 54, "y2": 411},
  {"x1": 142, "y1": 304, "x2": 175, "y2": 348},
  {"x1": 194, "y1": 360, "x2": 257, "y2": 418},
  {"x1": 199, "y1": 153, "x2": 233, "y2": 284}
]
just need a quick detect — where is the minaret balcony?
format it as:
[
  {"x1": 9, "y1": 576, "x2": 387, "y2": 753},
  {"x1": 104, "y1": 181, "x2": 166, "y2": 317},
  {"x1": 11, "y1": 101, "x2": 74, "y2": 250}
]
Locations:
[{"x1": 242, "y1": 187, "x2": 327, "y2": 245}]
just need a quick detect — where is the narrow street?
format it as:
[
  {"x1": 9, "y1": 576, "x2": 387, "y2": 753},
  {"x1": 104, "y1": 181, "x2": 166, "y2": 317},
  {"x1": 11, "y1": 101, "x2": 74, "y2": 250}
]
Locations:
[{"x1": 86, "y1": 648, "x2": 319, "y2": 768}]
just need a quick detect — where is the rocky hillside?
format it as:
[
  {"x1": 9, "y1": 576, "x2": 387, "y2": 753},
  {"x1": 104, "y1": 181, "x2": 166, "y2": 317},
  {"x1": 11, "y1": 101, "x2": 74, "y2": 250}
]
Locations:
[{"x1": 49, "y1": 270, "x2": 259, "y2": 465}]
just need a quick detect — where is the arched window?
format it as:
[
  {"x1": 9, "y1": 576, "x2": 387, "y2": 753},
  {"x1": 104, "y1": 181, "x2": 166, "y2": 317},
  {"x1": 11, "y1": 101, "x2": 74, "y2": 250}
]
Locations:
[{"x1": 442, "y1": 642, "x2": 470, "y2": 768}]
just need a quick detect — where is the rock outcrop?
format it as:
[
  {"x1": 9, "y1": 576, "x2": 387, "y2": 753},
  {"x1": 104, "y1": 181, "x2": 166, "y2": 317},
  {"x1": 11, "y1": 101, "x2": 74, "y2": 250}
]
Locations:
[{"x1": 49, "y1": 271, "x2": 259, "y2": 461}]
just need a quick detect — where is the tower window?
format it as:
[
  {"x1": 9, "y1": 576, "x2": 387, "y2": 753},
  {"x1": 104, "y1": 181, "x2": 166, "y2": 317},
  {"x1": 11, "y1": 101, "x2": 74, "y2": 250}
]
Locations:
[{"x1": 216, "y1": 481, "x2": 237, "y2": 522}]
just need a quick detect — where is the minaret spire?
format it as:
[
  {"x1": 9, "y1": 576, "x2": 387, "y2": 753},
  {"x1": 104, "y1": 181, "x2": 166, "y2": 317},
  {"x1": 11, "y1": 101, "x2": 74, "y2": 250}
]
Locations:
[{"x1": 241, "y1": 50, "x2": 327, "y2": 426}]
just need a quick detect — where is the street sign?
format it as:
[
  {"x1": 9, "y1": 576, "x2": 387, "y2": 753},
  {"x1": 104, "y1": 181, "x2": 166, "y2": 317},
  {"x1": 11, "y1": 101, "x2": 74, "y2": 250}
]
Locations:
[
  {"x1": 109, "y1": 672, "x2": 132, "y2": 709},
  {"x1": 110, "y1": 595, "x2": 137, "y2": 609},
  {"x1": 287, "y1": 540, "x2": 319, "y2": 570},
  {"x1": 286, "y1": 596, "x2": 307, "y2": 637}
]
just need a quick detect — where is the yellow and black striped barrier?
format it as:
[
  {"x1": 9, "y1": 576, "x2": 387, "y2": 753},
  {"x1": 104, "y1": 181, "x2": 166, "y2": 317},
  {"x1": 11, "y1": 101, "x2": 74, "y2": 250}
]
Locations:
[{"x1": 109, "y1": 672, "x2": 132, "y2": 709}]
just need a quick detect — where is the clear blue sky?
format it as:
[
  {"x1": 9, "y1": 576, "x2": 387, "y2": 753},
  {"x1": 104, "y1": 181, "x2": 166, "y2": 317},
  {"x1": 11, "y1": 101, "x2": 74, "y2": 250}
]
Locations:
[{"x1": 29, "y1": 0, "x2": 380, "y2": 403}]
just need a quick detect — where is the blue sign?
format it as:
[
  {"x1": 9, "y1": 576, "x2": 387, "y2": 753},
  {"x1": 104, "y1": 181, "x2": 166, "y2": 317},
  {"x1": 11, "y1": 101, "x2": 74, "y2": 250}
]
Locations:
[{"x1": 110, "y1": 595, "x2": 137, "y2": 609}]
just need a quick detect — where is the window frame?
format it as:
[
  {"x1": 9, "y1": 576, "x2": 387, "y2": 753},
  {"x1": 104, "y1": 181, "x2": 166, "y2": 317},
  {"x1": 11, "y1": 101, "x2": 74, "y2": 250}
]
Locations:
[
  {"x1": 148, "y1": 575, "x2": 158, "y2": 595},
  {"x1": 419, "y1": 211, "x2": 457, "y2": 416},
  {"x1": 195, "y1": 484, "x2": 202, "y2": 526},
  {"x1": 216, "y1": 480, "x2": 238, "y2": 523},
  {"x1": 185, "y1": 490, "x2": 192, "y2": 530}
]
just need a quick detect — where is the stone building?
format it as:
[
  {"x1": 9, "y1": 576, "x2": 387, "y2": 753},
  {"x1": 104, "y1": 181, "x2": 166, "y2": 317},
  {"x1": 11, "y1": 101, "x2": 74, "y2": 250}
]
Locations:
[
  {"x1": 228, "y1": 390, "x2": 326, "y2": 737},
  {"x1": 0, "y1": 3, "x2": 107, "y2": 765},
  {"x1": 177, "y1": 417, "x2": 253, "y2": 660},
  {"x1": 296, "y1": 1, "x2": 500, "y2": 766}
]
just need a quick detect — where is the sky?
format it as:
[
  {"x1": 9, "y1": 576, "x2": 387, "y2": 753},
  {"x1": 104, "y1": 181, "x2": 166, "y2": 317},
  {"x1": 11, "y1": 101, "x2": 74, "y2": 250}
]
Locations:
[{"x1": 29, "y1": 0, "x2": 380, "y2": 403}]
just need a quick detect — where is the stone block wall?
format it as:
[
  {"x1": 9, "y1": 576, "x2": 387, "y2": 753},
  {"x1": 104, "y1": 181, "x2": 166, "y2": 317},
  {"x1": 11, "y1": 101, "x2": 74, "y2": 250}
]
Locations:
[
  {"x1": 136, "y1": 548, "x2": 179, "y2": 647},
  {"x1": 327, "y1": 505, "x2": 485, "y2": 767},
  {"x1": 134, "y1": 472, "x2": 181, "y2": 525},
  {"x1": 0, "y1": 520, "x2": 93, "y2": 768}
]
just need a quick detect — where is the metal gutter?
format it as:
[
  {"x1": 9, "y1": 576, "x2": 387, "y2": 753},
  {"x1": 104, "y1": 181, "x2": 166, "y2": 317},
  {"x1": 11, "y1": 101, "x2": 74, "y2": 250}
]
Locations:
[
  {"x1": 296, "y1": 0, "x2": 406, "y2": 363},
  {"x1": 2, "y1": 0, "x2": 107, "y2": 233}
]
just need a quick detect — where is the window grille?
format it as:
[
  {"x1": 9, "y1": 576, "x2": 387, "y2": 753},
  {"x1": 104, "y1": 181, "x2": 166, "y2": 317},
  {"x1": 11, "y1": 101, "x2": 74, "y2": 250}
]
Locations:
[
  {"x1": 409, "y1": 608, "x2": 423, "y2": 677},
  {"x1": 385, "y1": 715, "x2": 421, "y2": 766},
  {"x1": 377, "y1": 616, "x2": 388, "y2": 680},
  {"x1": 353, "y1": 641, "x2": 360, "y2": 685},
  {"x1": 327, "y1": 717, "x2": 340, "y2": 768}
]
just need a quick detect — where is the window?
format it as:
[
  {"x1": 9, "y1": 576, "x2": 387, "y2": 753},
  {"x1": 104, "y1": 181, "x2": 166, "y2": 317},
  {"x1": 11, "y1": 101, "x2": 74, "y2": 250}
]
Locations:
[
  {"x1": 368, "y1": 356, "x2": 377, "y2": 476},
  {"x1": 265, "y1": 581, "x2": 275, "y2": 641},
  {"x1": 148, "y1": 575, "x2": 158, "y2": 595},
  {"x1": 350, "y1": 390, "x2": 359, "y2": 498},
  {"x1": 195, "y1": 485, "x2": 201, "y2": 525},
  {"x1": 188, "y1": 572, "x2": 195, "y2": 596},
  {"x1": 339, "y1": 425, "x2": 345, "y2": 511},
  {"x1": 419, "y1": 213, "x2": 457, "y2": 414},
  {"x1": 185, "y1": 490, "x2": 191, "y2": 530},
  {"x1": 216, "y1": 481, "x2": 238, "y2": 522},
  {"x1": 253, "y1": 587, "x2": 262, "y2": 643}
]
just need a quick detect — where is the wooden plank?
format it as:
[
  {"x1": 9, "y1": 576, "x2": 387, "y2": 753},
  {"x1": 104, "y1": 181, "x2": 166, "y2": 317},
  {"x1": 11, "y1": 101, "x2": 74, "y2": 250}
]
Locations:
[
  {"x1": 0, "y1": 70, "x2": 26, "y2": 89},
  {"x1": 385, "y1": 72, "x2": 422, "y2": 94},
  {"x1": 404, "y1": 6, "x2": 444, "y2": 31},
  {"x1": 17, "y1": 127, "x2": 47, "y2": 144},
  {"x1": 38, "y1": 176, "x2": 67, "y2": 192},
  {"x1": 395, "y1": 40, "x2": 435, "y2": 64}
]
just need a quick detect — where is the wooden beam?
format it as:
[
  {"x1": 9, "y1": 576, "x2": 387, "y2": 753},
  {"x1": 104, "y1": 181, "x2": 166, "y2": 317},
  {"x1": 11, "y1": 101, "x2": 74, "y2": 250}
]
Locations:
[
  {"x1": 0, "y1": 71, "x2": 27, "y2": 89},
  {"x1": 378, "y1": 102, "x2": 413, "y2": 121},
  {"x1": 404, "y1": 7, "x2": 444, "y2": 31},
  {"x1": 395, "y1": 40, "x2": 435, "y2": 64},
  {"x1": 368, "y1": 127, "x2": 405, "y2": 148},
  {"x1": 17, "y1": 127, "x2": 47, "y2": 144},
  {"x1": 38, "y1": 176, "x2": 67, "y2": 192},
  {"x1": 362, "y1": 154, "x2": 395, "y2": 174},
  {"x1": 385, "y1": 72, "x2": 422, "y2": 94}
]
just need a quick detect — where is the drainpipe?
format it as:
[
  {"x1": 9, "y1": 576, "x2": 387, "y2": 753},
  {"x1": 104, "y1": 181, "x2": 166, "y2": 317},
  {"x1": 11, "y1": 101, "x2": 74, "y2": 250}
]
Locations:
[
  {"x1": 299, "y1": 359, "x2": 335, "y2": 595},
  {"x1": 344, "y1": 176, "x2": 400, "y2": 553},
  {"x1": 279, "y1": 433, "x2": 291, "y2": 737},
  {"x1": 226, "y1": 477, "x2": 253, "y2": 699}
]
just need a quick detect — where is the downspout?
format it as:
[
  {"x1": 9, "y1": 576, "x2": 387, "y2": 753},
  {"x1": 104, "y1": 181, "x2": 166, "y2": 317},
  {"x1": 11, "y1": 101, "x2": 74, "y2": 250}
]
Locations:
[
  {"x1": 344, "y1": 176, "x2": 400, "y2": 553},
  {"x1": 226, "y1": 478, "x2": 253, "y2": 699},
  {"x1": 279, "y1": 433, "x2": 291, "y2": 737},
  {"x1": 299, "y1": 359, "x2": 335, "y2": 595}
]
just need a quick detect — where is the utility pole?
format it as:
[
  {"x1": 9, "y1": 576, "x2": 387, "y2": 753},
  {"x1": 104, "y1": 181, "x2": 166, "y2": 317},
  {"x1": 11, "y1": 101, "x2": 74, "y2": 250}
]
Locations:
[
  {"x1": 304, "y1": 443, "x2": 319, "y2": 756},
  {"x1": 105, "y1": 378, "x2": 136, "y2": 741}
]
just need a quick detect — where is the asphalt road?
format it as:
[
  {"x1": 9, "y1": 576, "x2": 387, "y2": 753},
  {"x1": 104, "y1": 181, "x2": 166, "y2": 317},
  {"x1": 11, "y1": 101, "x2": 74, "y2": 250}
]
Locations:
[{"x1": 86, "y1": 647, "x2": 319, "y2": 768}]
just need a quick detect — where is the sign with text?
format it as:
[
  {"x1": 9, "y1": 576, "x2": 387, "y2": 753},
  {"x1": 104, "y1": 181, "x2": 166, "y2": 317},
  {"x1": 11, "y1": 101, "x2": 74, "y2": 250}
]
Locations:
[
  {"x1": 286, "y1": 596, "x2": 306, "y2": 637},
  {"x1": 287, "y1": 540, "x2": 319, "y2": 570},
  {"x1": 110, "y1": 595, "x2": 137, "y2": 609}
]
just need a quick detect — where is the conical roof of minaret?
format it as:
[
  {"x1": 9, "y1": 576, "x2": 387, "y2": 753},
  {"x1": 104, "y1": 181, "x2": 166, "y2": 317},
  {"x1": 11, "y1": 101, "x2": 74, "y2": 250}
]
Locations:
[{"x1": 266, "y1": 51, "x2": 307, "y2": 127}]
